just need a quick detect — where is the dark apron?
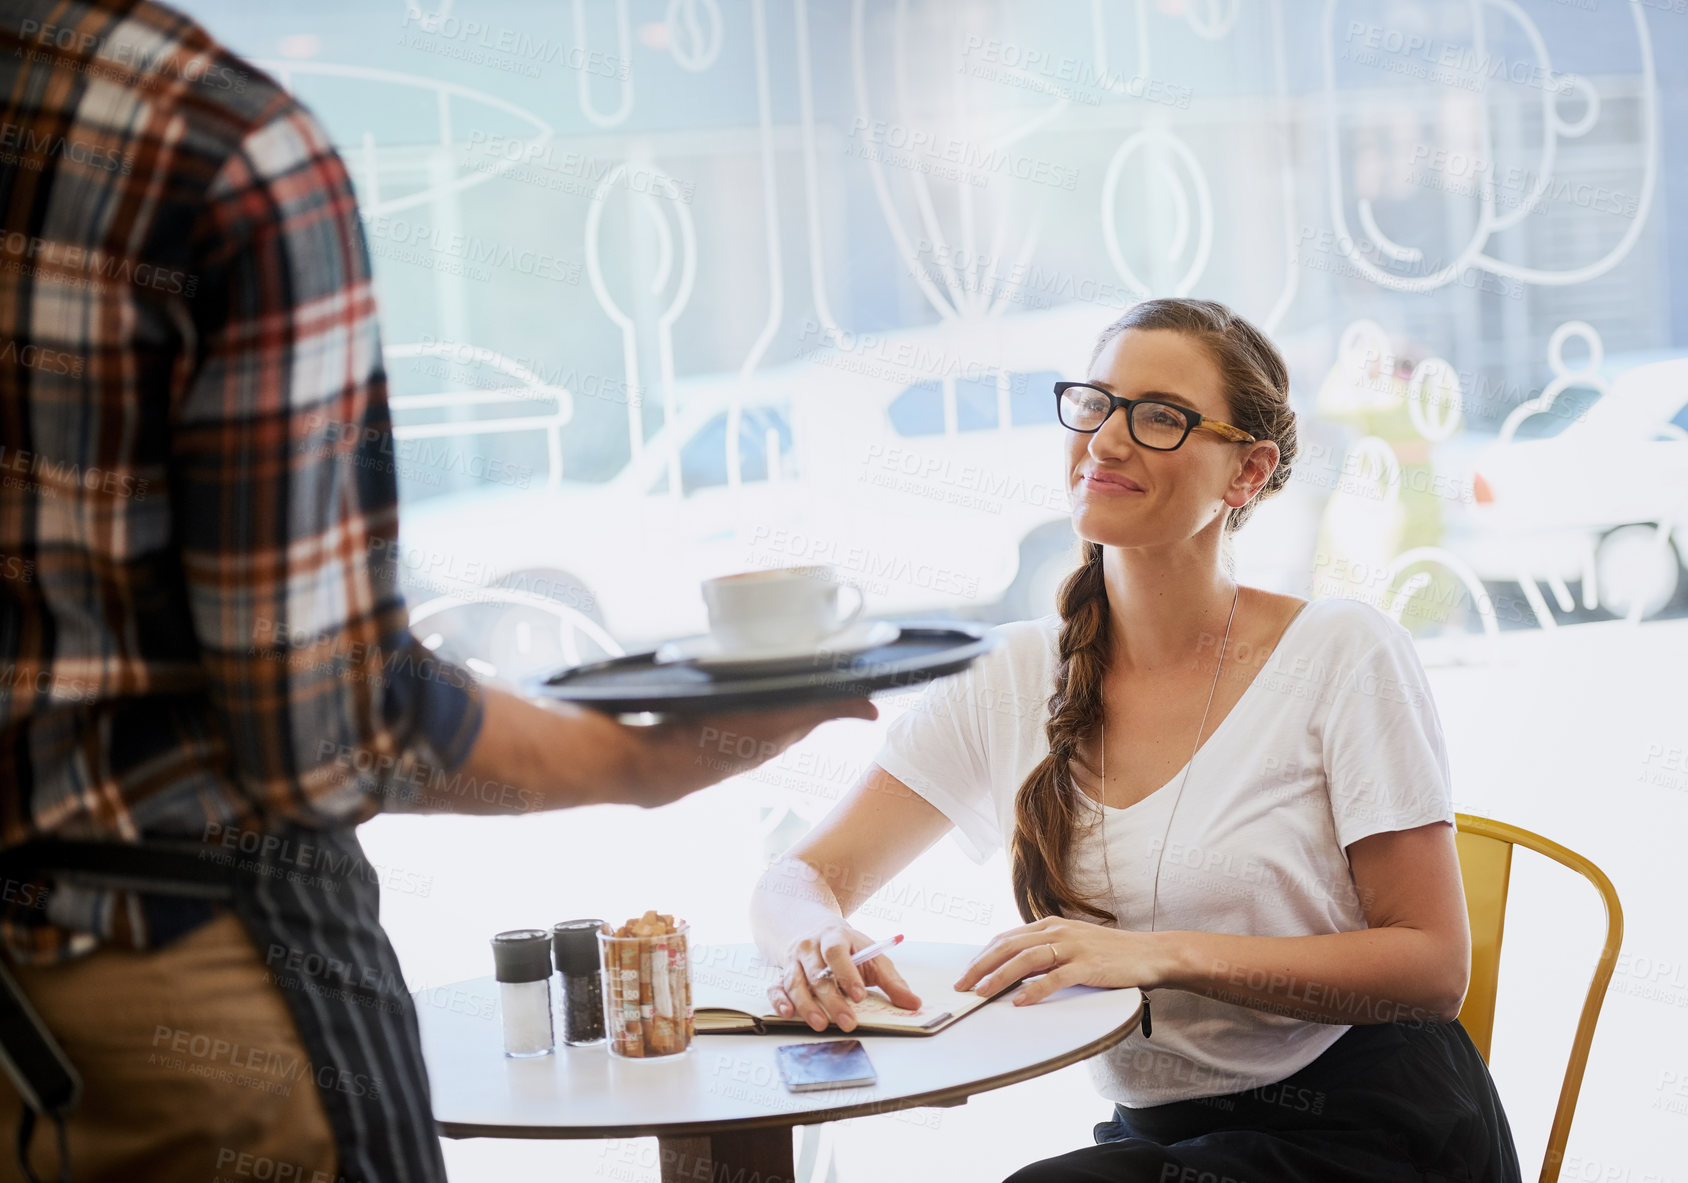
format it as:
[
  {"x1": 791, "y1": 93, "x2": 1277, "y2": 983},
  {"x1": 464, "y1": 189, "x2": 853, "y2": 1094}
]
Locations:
[{"x1": 0, "y1": 822, "x2": 445, "y2": 1183}]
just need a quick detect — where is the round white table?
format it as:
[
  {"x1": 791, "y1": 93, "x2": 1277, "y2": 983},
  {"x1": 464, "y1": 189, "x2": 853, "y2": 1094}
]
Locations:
[{"x1": 416, "y1": 941, "x2": 1142, "y2": 1182}]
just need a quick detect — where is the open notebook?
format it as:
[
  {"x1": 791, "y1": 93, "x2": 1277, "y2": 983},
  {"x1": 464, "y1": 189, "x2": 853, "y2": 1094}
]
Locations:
[{"x1": 691, "y1": 956, "x2": 997, "y2": 1036}]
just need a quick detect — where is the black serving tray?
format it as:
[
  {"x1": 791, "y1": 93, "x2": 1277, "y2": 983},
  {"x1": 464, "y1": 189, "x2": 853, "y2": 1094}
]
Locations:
[{"x1": 528, "y1": 623, "x2": 996, "y2": 716}]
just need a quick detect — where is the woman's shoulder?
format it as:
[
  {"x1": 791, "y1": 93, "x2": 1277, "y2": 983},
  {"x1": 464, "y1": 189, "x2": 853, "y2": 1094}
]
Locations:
[
  {"x1": 993, "y1": 612, "x2": 1065, "y2": 663},
  {"x1": 901, "y1": 616, "x2": 1054, "y2": 743},
  {"x1": 950, "y1": 613, "x2": 1062, "y2": 688},
  {"x1": 1292, "y1": 595, "x2": 1414, "y2": 659},
  {"x1": 990, "y1": 601, "x2": 1405, "y2": 652},
  {"x1": 974, "y1": 598, "x2": 1410, "y2": 669},
  {"x1": 956, "y1": 612, "x2": 1060, "y2": 648}
]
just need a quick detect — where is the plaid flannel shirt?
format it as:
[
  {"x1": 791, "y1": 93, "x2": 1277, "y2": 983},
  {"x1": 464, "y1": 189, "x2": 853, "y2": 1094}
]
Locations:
[{"x1": 0, "y1": 0, "x2": 484, "y2": 963}]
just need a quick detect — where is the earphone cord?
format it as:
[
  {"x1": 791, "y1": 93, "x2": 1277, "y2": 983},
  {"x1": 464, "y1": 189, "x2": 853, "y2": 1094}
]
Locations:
[{"x1": 1097, "y1": 580, "x2": 1239, "y2": 1039}]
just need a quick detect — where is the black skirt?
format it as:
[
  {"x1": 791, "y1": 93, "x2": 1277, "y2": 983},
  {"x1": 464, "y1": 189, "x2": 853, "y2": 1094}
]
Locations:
[{"x1": 1004, "y1": 1020, "x2": 1522, "y2": 1183}]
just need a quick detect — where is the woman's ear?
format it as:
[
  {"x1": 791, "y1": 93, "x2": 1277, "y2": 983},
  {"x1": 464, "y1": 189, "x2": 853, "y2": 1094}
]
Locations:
[{"x1": 1225, "y1": 440, "x2": 1280, "y2": 508}]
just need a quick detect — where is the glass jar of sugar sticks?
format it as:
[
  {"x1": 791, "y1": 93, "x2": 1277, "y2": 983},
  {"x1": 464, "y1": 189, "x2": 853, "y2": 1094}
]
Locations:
[{"x1": 598, "y1": 912, "x2": 692, "y2": 1060}]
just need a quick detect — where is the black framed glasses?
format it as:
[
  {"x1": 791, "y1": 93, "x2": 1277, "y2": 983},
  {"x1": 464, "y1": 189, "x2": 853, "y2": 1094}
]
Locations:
[{"x1": 1053, "y1": 381, "x2": 1256, "y2": 450}]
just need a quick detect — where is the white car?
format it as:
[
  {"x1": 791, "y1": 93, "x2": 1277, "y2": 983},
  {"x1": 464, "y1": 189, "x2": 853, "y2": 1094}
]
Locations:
[
  {"x1": 1445, "y1": 357, "x2": 1688, "y2": 621},
  {"x1": 394, "y1": 306, "x2": 1114, "y2": 664}
]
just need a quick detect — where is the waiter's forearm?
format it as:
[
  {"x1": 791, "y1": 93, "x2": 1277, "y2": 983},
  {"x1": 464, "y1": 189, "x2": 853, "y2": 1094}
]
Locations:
[
  {"x1": 414, "y1": 687, "x2": 880, "y2": 815},
  {"x1": 424, "y1": 688, "x2": 633, "y2": 813}
]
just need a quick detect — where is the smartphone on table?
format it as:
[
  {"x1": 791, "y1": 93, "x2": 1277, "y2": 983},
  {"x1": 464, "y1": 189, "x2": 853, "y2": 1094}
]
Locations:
[{"x1": 775, "y1": 1039, "x2": 877, "y2": 1092}]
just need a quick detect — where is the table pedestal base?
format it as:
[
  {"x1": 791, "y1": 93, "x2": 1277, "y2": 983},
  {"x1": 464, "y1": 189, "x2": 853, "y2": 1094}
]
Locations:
[{"x1": 658, "y1": 1129, "x2": 795, "y2": 1183}]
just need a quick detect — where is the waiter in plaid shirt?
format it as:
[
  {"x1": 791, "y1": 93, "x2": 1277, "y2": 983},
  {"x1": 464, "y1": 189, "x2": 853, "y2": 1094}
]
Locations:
[{"x1": 0, "y1": 2, "x2": 877, "y2": 1179}]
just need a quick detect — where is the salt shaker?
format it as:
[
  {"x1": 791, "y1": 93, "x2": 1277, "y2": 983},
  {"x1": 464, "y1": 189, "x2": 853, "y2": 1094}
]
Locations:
[
  {"x1": 492, "y1": 929, "x2": 554, "y2": 1058},
  {"x1": 552, "y1": 919, "x2": 606, "y2": 1046}
]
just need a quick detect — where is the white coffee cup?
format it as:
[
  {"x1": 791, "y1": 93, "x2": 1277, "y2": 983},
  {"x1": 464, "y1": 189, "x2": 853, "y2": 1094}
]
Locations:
[{"x1": 701, "y1": 566, "x2": 865, "y2": 653}]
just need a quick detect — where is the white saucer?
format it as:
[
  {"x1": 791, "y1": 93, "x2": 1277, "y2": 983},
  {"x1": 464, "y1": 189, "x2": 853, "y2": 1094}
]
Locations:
[{"x1": 653, "y1": 620, "x2": 901, "y2": 674}]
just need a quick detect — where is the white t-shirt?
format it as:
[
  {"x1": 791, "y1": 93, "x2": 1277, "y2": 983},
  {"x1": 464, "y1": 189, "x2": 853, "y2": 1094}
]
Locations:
[{"x1": 872, "y1": 596, "x2": 1455, "y2": 1108}]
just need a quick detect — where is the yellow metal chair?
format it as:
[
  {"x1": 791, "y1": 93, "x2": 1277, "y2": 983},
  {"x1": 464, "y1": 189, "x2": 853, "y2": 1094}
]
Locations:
[{"x1": 1454, "y1": 813, "x2": 1624, "y2": 1183}]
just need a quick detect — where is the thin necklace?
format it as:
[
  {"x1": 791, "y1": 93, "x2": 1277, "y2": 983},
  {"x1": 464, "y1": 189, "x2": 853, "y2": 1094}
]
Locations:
[{"x1": 1097, "y1": 580, "x2": 1239, "y2": 1039}]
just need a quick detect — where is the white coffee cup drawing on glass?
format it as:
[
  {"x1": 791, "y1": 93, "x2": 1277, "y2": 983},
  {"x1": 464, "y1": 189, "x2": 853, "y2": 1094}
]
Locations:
[{"x1": 700, "y1": 566, "x2": 866, "y2": 654}]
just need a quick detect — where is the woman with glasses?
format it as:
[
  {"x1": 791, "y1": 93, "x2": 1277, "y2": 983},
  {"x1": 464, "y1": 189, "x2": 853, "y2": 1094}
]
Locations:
[{"x1": 748, "y1": 298, "x2": 1521, "y2": 1181}]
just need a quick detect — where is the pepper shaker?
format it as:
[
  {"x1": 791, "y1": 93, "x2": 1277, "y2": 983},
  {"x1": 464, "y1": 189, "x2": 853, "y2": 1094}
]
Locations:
[
  {"x1": 552, "y1": 919, "x2": 606, "y2": 1046},
  {"x1": 492, "y1": 929, "x2": 554, "y2": 1058}
]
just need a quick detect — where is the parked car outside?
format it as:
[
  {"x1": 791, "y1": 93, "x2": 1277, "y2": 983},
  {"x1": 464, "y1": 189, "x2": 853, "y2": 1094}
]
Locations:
[{"x1": 1443, "y1": 356, "x2": 1688, "y2": 622}]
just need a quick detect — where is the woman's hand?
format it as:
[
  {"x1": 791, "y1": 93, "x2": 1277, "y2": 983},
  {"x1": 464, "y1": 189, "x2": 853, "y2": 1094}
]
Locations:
[
  {"x1": 767, "y1": 923, "x2": 922, "y2": 1033},
  {"x1": 954, "y1": 916, "x2": 1169, "y2": 1007}
]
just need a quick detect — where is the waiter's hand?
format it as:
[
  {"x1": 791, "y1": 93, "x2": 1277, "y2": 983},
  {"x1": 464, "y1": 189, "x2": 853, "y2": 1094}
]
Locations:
[{"x1": 622, "y1": 698, "x2": 879, "y2": 808}]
